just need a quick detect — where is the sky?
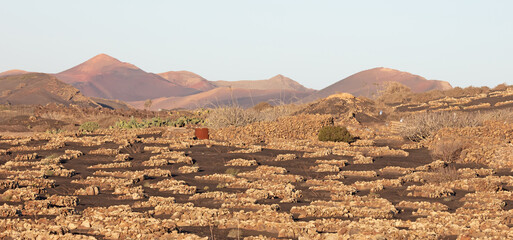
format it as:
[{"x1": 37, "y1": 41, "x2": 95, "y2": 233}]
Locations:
[{"x1": 1, "y1": 0, "x2": 512, "y2": 90}]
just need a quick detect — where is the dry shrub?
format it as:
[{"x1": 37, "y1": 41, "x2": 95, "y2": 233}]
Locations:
[
  {"x1": 260, "y1": 104, "x2": 300, "y2": 121},
  {"x1": 461, "y1": 86, "x2": 490, "y2": 96},
  {"x1": 400, "y1": 111, "x2": 483, "y2": 141},
  {"x1": 375, "y1": 82, "x2": 413, "y2": 104},
  {"x1": 481, "y1": 107, "x2": 513, "y2": 123},
  {"x1": 205, "y1": 104, "x2": 299, "y2": 129},
  {"x1": 0, "y1": 105, "x2": 35, "y2": 122},
  {"x1": 123, "y1": 142, "x2": 144, "y2": 154},
  {"x1": 441, "y1": 86, "x2": 490, "y2": 98},
  {"x1": 408, "y1": 86, "x2": 492, "y2": 104},
  {"x1": 430, "y1": 138, "x2": 468, "y2": 163},
  {"x1": 205, "y1": 105, "x2": 259, "y2": 128},
  {"x1": 252, "y1": 102, "x2": 273, "y2": 112},
  {"x1": 409, "y1": 90, "x2": 446, "y2": 104},
  {"x1": 492, "y1": 83, "x2": 509, "y2": 91},
  {"x1": 426, "y1": 166, "x2": 460, "y2": 184}
]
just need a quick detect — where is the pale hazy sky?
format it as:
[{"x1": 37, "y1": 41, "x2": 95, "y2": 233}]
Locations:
[{"x1": 1, "y1": 1, "x2": 512, "y2": 90}]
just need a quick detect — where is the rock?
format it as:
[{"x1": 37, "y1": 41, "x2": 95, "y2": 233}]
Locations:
[
  {"x1": 85, "y1": 186, "x2": 100, "y2": 196},
  {"x1": 68, "y1": 223, "x2": 77, "y2": 230},
  {"x1": 81, "y1": 220, "x2": 91, "y2": 228},
  {"x1": 111, "y1": 232, "x2": 120, "y2": 239}
]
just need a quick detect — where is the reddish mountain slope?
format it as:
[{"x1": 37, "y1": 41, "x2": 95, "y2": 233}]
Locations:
[
  {"x1": 213, "y1": 74, "x2": 314, "y2": 93},
  {"x1": 56, "y1": 54, "x2": 198, "y2": 101},
  {"x1": 129, "y1": 87, "x2": 310, "y2": 110},
  {"x1": 302, "y1": 67, "x2": 452, "y2": 102},
  {"x1": 158, "y1": 71, "x2": 216, "y2": 91},
  {"x1": 0, "y1": 69, "x2": 29, "y2": 77},
  {"x1": 0, "y1": 73, "x2": 99, "y2": 107}
]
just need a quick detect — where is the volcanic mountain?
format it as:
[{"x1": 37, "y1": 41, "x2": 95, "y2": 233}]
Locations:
[
  {"x1": 302, "y1": 67, "x2": 452, "y2": 102},
  {"x1": 0, "y1": 69, "x2": 29, "y2": 77},
  {"x1": 129, "y1": 87, "x2": 311, "y2": 110},
  {"x1": 56, "y1": 54, "x2": 199, "y2": 101},
  {"x1": 127, "y1": 74, "x2": 314, "y2": 109},
  {"x1": 0, "y1": 73, "x2": 99, "y2": 107},
  {"x1": 158, "y1": 71, "x2": 216, "y2": 91},
  {"x1": 213, "y1": 74, "x2": 314, "y2": 93}
]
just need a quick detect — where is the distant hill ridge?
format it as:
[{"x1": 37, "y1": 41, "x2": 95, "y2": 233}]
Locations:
[
  {"x1": 158, "y1": 71, "x2": 216, "y2": 91},
  {"x1": 0, "y1": 73, "x2": 99, "y2": 107},
  {"x1": 0, "y1": 69, "x2": 29, "y2": 77},
  {"x1": 128, "y1": 87, "x2": 311, "y2": 110},
  {"x1": 56, "y1": 54, "x2": 199, "y2": 102},
  {"x1": 301, "y1": 67, "x2": 452, "y2": 102},
  {"x1": 1, "y1": 54, "x2": 455, "y2": 109},
  {"x1": 213, "y1": 74, "x2": 314, "y2": 93}
]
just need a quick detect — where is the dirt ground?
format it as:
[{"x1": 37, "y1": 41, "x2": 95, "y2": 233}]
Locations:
[{"x1": 1, "y1": 129, "x2": 508, "y2": 239}]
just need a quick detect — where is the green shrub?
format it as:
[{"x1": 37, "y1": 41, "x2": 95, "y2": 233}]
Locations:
[
  {"x1": 318, "y1": 126, "x2": 354, "y2": 142},
  {"x1": 44, "y1": 170, "x2": 55, "y2": 177},
  {"x1": 1, "y1": 194, "x2": 12, "y2": 201},
  {"x1": 170, "y1": 116, "x2": 203, "y2": 127},
  {"x1": 79, "y1": 121, "x2": 100, "y2": 133},
  {"x1": 113, "y1": 116, "x2": 203, "y2": 129},
  {"x1": 44, "y1": 154, "x2": 59, "y2": 160},
  {"x1": 114, "y1": 117, "x2": 140, "y2": 129},
  {"x1": 225, "y1": 168, "x2": 240, "y2": 176},
  {"x1": 46, "y1": 128, "x2": 63, "y2": 134}
]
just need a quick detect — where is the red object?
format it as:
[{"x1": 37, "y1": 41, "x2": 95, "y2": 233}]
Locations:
[{"x1": 195, "y1": 128, "x2": 209, "y2": 140}]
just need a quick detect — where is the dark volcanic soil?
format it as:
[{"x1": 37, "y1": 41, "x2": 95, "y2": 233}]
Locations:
[{"x1": 0, "y1": 131, "x2": 500, "y2": 239}]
